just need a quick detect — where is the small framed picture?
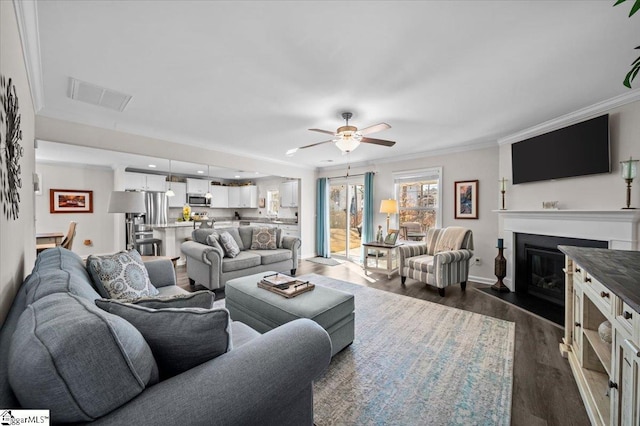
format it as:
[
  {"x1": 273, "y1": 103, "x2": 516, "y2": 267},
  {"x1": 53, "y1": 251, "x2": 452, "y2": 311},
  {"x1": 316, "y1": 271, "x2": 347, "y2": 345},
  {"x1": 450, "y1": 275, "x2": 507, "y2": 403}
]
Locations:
[
  {"x1": 259, "y1": 197, "x2": 266, "y2": 208},
  {"x1": 454, "y1": 180, "x2": 479, "y2": 219},
  {"x1": 384, "y1": 229, "x2": 399, "y2": 245},
  {"x1": 50, "y1": 189, "x2": 93, "y2": 213}
]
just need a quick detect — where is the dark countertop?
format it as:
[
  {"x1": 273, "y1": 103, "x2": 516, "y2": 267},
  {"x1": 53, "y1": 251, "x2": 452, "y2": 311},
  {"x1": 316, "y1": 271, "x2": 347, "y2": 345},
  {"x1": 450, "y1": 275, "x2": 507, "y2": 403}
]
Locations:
[{"x1": 559, "y1": 246, "x2": 640, "y2": 313}]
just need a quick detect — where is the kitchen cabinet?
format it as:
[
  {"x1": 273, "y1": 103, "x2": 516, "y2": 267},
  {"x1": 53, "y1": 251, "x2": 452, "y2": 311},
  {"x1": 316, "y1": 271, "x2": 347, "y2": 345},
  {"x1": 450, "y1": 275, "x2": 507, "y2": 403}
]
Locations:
[
  {"x1": 124, "y1": 172, "x2": 167, "y2": 191},
  {"x1": 166, "y1": 181, "x2": 187, "y2": 208},
  {"x1": 228, "y1": 185, "x2": 257, "y2": 208},
  {"x1": 209, "y1": 185, "x2": 229, "y2": 208},
  {"x1": 186, "y1": 178, "x2": 210, "y2": 195},
  {"x1": 559, "y1": 246, "x2": 640, "y2": 426},
  {"x1": 279, "y1": 180, "x2": 298, "y2": 208}
]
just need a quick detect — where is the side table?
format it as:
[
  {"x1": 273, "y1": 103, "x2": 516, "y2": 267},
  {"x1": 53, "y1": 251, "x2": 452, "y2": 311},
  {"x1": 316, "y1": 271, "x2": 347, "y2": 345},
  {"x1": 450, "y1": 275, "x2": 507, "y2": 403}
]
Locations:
[{"x1": 362, "y1": 242, "x2": 403, "y2": 278}]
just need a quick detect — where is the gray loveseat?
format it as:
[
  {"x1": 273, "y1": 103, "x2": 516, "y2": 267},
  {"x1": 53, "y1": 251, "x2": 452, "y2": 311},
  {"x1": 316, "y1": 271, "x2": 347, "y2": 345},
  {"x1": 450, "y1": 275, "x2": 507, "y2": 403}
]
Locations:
[
  {"x1": 181, "y1": 226, "x2": 301, "y2": 290},
  {"x1": 0, "y1": 248, "x2": 331, "y2": 425}
]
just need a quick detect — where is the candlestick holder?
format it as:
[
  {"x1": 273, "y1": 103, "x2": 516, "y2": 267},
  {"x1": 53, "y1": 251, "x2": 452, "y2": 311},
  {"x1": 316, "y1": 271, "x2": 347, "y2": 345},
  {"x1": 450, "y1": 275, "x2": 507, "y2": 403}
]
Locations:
[
  {"x1": 621, "y1": 156, "x2": 638, "y2": 209},
  {"x1": 491, "y1": 245, "x2": 509, "y2": 293},
  {"x1": 499, "y1": 178, "x2": 508, "y2": 210}
]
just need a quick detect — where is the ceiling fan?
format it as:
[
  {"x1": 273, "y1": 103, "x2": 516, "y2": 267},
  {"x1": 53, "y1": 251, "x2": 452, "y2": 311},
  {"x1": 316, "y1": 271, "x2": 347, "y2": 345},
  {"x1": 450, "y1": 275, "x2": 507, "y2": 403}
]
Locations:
[{"x1": 286, "y1": 112, "x2": 396, "y2": 156}]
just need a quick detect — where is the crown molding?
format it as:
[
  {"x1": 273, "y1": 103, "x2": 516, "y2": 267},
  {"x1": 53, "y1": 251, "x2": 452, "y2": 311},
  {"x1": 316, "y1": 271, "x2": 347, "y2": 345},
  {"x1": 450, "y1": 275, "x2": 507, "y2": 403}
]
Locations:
[
  {"x1": 13, "y1": 0, "x2": 45, "y2": 112},
  {"x1": 498, "y1": 89, "x2": 640, "y2": 145}
]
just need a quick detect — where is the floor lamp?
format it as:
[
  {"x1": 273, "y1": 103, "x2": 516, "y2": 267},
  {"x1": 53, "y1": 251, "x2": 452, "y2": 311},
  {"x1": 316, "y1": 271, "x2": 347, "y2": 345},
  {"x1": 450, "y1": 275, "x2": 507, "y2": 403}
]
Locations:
[
  {"x1": 108, "y1": 191, "x2": 146, "y2": 250},
  {"x1": 379, "y1": 199, "x2": 398, "y2": 233}
]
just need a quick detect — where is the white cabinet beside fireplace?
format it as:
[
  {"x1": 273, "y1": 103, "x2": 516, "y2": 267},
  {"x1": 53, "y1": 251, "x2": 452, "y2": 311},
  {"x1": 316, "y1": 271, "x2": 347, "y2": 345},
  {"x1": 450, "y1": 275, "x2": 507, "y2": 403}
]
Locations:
[{"x1": 560, "y1": 247, "x2": 640, "y2": 426}]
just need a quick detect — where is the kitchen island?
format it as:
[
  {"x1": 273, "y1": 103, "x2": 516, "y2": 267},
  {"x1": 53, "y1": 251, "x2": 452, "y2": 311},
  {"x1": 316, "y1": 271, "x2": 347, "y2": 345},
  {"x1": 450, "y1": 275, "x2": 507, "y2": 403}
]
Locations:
[{"x1": 152, "y1": 222, "x2": 194, "y2": 264}]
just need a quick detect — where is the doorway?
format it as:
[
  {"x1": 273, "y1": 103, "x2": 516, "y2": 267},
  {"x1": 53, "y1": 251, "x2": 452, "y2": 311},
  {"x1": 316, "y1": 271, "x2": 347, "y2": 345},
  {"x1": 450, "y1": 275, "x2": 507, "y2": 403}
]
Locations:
[{"x1": 329, "y1": 178, "x2": 363, "y2": 262}]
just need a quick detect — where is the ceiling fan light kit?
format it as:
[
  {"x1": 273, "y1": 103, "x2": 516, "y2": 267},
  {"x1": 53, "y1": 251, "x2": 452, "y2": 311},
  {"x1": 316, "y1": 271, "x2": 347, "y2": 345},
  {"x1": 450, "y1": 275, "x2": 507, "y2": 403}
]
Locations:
[{"x1": 289, "y1": 111, "x2": 396, "y2": 156}]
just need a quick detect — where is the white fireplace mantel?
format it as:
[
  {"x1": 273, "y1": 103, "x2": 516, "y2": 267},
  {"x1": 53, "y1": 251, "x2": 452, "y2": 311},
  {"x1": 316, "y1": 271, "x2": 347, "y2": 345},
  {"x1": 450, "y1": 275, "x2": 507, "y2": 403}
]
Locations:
[{"x1": 496, "y1": 210, "x2": 640, "y2": 290}]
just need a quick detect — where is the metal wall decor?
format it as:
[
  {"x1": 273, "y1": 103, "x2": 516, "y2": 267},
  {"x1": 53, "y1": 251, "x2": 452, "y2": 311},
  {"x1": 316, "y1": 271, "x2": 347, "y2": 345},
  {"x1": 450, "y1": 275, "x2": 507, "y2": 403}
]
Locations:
[{"x1": 0, "y1": 76, "x2": 24, "y2": 220}]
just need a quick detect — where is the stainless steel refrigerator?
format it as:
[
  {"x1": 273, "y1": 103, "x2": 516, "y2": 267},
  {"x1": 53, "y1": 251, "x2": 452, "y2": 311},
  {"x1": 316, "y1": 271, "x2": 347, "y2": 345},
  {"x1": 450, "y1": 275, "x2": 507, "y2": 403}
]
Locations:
[{"x1": 133, "y1": 191, "x2": 168, "y2": 255}]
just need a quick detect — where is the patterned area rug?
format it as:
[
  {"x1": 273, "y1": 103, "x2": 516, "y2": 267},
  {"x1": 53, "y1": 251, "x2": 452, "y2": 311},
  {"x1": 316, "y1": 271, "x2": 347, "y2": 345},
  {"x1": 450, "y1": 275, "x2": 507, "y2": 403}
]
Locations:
[
  {"x1": 306, "y1": 257, "x2": 343, "y2": 266},
  {"x1": 302, "y1": 274, "x2": 515, "y2": 426}
]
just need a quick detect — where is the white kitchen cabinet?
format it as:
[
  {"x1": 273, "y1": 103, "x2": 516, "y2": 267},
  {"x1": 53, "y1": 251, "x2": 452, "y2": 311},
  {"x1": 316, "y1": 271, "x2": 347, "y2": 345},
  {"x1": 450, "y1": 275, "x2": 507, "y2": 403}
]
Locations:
[
  {"x1": 166, "y1": 181, "x2": 187, "y2": 208},
  {"x1": 228, "y1": 185, "x2": 257, "y2": 208},
  {"x1": 209, "y1": 185, "x2": 229, "y2": 208},
  {"x1": 228, "y1": 187, "x2": 240, "y2": 207},
  {"x1": 125, "y1": 172, "x2": 167, "y2": 191},
  {"x1": 186, "y1": 178, "x2": 210, "y2": 195},
  {"x1": 279, "y1": 180, "x2": 298, "y2": 208},
  {"x1": 240, "y1": 185, "x2": 258, "y2": 208}
]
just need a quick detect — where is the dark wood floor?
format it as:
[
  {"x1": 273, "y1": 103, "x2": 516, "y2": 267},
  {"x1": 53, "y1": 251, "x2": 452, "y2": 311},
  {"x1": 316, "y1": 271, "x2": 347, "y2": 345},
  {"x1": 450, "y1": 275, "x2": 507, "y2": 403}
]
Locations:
[{"x1": 176, "y1": 260, "x2": 590, "y2": 426}]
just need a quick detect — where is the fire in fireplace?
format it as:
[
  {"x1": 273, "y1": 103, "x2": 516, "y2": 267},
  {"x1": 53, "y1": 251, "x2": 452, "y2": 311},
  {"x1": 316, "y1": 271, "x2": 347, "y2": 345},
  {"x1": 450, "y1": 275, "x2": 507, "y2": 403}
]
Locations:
[{"x1": 515, "y1": 233, "x2": 607, "y2": 307}]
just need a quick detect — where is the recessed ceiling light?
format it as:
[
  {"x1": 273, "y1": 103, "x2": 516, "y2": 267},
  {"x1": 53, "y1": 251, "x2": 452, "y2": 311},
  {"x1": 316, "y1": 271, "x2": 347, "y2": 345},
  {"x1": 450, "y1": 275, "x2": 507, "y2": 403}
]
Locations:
[
  {"x1": 148, "y1": 164, "x2": 156, "y2": 168},
  {"x1": 197, "y1": 170, "x2": 204, "y2": 174},
  {"x1": 235, "y1": 175, "x2": 240, "y2": 178}
]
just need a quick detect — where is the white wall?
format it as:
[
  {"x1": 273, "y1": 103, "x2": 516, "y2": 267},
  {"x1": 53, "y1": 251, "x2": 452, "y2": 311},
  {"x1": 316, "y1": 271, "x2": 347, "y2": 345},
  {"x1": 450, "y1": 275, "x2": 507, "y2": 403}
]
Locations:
[
  {"x1": 35, "y1": 163, "x2": 116, "y2": 256},
  {"x1": 319, "y1": 145, "x2": 500, "y2": 283},
  {"x1": 35, "y1": 117, "x2": 317, "y2": 258},
  {"x1": 498, "y1": 100, "x2": 640, "y2": 211},
  {"x1": 1, "y1": 0, "x2": 36, "y2": 325}
]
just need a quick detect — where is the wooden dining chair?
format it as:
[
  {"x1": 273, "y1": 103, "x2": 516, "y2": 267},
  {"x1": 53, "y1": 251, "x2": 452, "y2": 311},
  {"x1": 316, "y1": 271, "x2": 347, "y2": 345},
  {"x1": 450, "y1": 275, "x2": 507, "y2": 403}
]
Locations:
[{"x1": 60, "y1": 221, "x2": 77, "y2": 250}]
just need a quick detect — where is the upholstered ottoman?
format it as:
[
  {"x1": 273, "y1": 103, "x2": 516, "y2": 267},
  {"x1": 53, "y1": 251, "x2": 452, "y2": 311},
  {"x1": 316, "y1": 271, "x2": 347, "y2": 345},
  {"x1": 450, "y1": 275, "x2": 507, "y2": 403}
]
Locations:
[{"x1": 225, "y1": 272, "x2": 355, "y2": 356}]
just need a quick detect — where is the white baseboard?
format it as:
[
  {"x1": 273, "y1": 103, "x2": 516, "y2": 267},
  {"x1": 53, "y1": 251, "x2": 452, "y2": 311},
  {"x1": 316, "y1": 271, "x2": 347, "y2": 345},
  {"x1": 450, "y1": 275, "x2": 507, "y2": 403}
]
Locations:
[{"x1": 469, "y1": 275, "x2": 495, "y2": 285}]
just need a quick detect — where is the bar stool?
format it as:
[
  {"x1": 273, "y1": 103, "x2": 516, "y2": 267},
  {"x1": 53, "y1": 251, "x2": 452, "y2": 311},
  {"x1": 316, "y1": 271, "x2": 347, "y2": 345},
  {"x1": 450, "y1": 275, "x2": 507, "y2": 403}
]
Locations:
[{"x1": 135, "y1": 238, "x2": 163, "y2": 256}]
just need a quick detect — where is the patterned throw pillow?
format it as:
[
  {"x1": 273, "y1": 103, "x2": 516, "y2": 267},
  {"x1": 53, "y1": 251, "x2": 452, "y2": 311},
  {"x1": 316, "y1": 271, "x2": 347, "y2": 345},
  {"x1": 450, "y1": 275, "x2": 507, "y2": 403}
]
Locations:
[
  {"x1": 87, "y1": 250, "x2": 159, "y2": 299},
  {"x1": 205, "y1": 233, "x2": 223, "y2": 252},
  {"x1": 219, "y1": 231, "x2": 241, "y2": 258},
  {"x1": 250, "y1": 227, "x2": 277, "y2": 250}
]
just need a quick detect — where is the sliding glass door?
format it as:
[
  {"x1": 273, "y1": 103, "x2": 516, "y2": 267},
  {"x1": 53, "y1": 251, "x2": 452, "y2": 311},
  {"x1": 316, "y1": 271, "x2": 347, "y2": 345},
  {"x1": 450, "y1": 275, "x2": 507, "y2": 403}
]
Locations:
[{"x1": 329, "y1": 178, "x2": 364, "y2": 262}]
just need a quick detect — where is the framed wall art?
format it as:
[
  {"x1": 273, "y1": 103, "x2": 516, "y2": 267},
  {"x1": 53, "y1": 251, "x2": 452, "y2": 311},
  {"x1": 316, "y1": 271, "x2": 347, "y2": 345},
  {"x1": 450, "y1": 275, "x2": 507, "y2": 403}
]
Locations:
[
  {"x1": 454, "y1": 180, "x2": 478, "y2": 219},
  {"x1": 50, "y1": 189, "x2": 94, "y2": 213}
]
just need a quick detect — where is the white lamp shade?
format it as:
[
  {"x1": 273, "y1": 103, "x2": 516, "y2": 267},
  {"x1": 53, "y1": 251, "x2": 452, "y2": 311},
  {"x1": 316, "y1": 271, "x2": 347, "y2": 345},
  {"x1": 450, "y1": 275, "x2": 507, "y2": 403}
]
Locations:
[
  {"x1": 108, "y1": 191, "x2": 146, "y2": 214},
  {"x1": 380, "y1": 199, "x2": 398, "y2": 214},
  {"x1": 335, "y1": 136, "x2": 361, "y2": 153}
]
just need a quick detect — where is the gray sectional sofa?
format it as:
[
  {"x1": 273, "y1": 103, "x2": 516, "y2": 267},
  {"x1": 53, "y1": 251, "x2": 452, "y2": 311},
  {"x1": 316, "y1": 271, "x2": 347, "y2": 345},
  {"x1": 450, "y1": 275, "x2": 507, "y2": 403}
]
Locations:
[
  {"x1": 181, "y1": 226, "x2": 301, "y2": 290},
  {"x1": 0, "y1": 248, "x2": 331, "y2": 425}
]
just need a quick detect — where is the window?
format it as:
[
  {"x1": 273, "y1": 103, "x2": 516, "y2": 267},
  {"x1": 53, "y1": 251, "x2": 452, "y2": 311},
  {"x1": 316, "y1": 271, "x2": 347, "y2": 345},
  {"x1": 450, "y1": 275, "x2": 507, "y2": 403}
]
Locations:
[
  {"x1": 267, "y1": 190, "x2": 279, "y2": 216},
  {"x1": 393, "y1": 167, "x2": 442, "y2": 230}
]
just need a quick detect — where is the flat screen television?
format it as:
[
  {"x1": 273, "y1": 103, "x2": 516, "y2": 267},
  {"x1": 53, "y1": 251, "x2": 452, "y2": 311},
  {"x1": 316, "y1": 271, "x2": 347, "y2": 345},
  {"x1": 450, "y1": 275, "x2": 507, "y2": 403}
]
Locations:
[{"x1": 511, "y1": 114, "x2": 610, "y2": 184}]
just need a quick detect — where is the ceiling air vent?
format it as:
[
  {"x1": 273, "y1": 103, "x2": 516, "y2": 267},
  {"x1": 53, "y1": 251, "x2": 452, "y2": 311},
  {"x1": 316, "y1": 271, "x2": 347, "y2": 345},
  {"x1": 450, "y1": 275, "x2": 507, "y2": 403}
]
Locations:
[{"x1": 68, "y1": 77, "x2": 132, "y2": 112}]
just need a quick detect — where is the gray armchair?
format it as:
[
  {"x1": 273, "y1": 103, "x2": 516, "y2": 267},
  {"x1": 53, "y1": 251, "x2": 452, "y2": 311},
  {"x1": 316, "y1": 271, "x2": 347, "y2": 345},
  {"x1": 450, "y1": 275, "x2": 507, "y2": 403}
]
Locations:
[{"x1": 398, "y1": 227, "x2": 473, "y2": 296}]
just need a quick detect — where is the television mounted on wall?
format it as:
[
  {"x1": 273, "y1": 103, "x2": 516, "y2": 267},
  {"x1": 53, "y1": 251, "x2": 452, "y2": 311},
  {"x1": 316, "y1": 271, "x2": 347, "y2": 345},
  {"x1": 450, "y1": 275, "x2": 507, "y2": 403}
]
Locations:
[{"x1": 511, "y1": 114, "x2": 610, "y2": 185}]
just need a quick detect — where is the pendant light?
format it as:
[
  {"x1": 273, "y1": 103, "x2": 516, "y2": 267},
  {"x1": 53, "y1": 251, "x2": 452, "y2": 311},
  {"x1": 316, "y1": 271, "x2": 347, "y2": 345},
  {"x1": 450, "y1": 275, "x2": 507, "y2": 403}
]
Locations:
[
  {"x1": 165, "y1": 159, "x2": 175, "y2": 197},
  {"x1": 205, "y1": 165, "x2": 212, "y2": 199}
]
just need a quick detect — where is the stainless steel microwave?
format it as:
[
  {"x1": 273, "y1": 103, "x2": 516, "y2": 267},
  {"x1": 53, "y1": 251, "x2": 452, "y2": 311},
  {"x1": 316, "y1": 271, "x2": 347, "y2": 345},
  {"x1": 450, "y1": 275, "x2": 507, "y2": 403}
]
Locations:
[{"x1": 187, "y1": 194, "x2": 210, "y2": 206}]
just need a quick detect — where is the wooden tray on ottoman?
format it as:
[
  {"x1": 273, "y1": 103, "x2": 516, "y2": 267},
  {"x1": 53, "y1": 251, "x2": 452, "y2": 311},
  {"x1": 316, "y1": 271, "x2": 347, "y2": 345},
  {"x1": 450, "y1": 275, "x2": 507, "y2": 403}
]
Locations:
[{"x1": 258, "y1": 274, "x2": 315, "y2": 299}]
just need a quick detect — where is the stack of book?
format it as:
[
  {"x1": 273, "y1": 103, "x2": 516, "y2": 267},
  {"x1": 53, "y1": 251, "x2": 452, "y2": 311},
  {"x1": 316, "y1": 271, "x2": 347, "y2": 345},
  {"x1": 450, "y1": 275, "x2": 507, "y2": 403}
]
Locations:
[{"x1": 258, "y1": 273, "x2": 315, "y2": 298}]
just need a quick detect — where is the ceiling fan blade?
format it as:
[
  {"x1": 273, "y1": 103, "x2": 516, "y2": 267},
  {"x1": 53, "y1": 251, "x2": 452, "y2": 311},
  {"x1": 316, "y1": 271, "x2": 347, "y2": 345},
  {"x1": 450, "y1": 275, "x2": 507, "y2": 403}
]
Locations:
[
  {"x1": 298, "y1": 140, "x2": 334, "y2": 150},
  {"x1": 358, "y1": 123, "x2": 391, "y2": 135},
  {"x1": 361, "y1": 137, "x2": 396, "y2": 147},
  {"x1": 309, "y1": 128, "x2": 336, "y2": 136}
]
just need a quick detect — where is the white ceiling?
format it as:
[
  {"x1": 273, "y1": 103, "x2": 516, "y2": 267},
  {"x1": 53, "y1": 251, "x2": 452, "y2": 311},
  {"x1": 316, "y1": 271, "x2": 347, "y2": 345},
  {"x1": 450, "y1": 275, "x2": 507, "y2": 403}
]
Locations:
[{"x1": 30, "y1": 0, "x2": 640, "y2": 170}]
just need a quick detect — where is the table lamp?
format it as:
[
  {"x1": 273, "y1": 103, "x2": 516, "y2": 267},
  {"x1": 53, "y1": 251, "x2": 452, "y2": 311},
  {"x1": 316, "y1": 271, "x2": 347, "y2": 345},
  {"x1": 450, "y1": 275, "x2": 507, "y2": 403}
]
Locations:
[
  {"x1": 379, "y1": 199, "x2": 398, "y2": 233},
  {"x1": 108, "y1": 191, "x2": 146, "y2": 250}
]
